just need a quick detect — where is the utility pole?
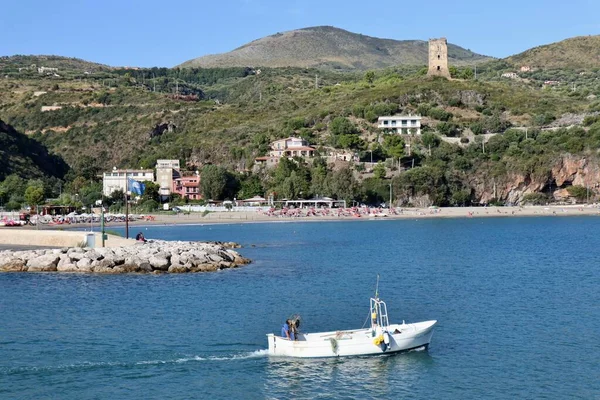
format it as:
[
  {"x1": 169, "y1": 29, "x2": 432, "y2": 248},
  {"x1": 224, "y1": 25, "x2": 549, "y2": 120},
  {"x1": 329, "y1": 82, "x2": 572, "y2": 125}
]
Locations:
[
  {"x1": 124, "y1": 170, "x2": 129, "y2": 239},
  {"x1": 474, "y1": 65, "x2": 477, "y2": 80},
  {"x1": 412, "y1": 158, "x2": 415, "y2": 168},
  {"x1": 315, "y1": 74, "x2": 318, "y2": 89},
  {"x1": 525, "y1": 128, "x2": 528, "y2": 140},
  {"x1": 389, "y1": 184, "x2": 392, "y2": 209},
  {"x1": 587, "y1": 184, "x2": 590, "y2": 204}
]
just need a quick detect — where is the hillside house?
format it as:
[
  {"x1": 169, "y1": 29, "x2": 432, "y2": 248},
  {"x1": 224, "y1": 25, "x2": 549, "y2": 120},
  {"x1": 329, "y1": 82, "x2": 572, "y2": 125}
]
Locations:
[
  {"x1": 377, "y1": 115, "x2": 421, "y2": 135},
  {"x1": 173, "y1": 175, "x2": 202, "y2": 200},
  {"x1": 255, "y1": 137, "x2": 316, "y2": 167},
  {"x1": 501, "y1": 72, "x2": 519, "y2": 79},
  {"x1": 37, "y1": 66, "x2": 58, "y2": 74}
]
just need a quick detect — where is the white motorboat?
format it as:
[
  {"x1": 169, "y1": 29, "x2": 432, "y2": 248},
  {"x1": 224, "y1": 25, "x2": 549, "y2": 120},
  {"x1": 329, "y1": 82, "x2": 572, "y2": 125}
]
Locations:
[{"x1": 267, "y1": 295, "x2": 436, "y2": 358}]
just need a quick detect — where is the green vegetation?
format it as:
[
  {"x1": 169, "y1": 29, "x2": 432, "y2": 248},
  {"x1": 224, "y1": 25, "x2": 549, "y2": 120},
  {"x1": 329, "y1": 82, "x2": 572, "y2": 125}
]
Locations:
[{"x1": 0, "y1": 47, "x2": 599, "y2": 209}]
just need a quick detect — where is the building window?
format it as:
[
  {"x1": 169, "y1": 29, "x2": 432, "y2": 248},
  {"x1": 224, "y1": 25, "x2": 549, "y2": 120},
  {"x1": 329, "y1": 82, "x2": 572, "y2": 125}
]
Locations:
[
  {"x1": 383, "y1": 120, "x2": 388, "y2": 125},
  {"x1": 391, "y1": 120, "x2": 396, "y2": 126},
  {"x1": 133, "y1": 172, "x2": 139, "y2": 176},
  {"x1": 437, "y1": 66, "x2": 440, "y2": 71},
  {"x1": 402, "y1": 120, "x2": 407, "y2": 126},
  {"x1": 411, "y1": 120, "x2": 417, "y2": 125}
]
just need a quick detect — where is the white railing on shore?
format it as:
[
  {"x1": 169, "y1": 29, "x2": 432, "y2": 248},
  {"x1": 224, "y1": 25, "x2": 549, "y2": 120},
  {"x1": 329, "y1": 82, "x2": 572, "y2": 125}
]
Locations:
[{"x1": 176, "y1": 205, "x2": 265, "y2": 213}]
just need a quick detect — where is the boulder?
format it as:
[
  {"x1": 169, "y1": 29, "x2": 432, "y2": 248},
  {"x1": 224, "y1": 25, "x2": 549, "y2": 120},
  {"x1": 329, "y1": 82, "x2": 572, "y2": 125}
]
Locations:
[
  {"x1": 57, "y1": 264, "x2": 79, "y2": 272},
  {"x1": 168, "y1": 265, "x2": 189, "y2": 273},
  {"x1": 27, "y1": 254, "x2": 60, "y2": 272},
  {"x1": 148, "y1": 256, "x2": 169, "y2": 271},
  {"x1": 0, "y1": 256, "x2": 26, "y2": 272},
  {"x1": 138, "y1": 262, "x2": 153, "y2": 273},
  {"x1": 69, "y1": 252, "x2": 85, "y2": 261},
  {"x1": 76, "y1": 258, "x2": 92, "y2": 269},
  {"x1": 92, "y1": 259, "x2": 115, "y2": 270},
  {"x1": 192, "y1": 263, "x2": 219, "y2": 272}
]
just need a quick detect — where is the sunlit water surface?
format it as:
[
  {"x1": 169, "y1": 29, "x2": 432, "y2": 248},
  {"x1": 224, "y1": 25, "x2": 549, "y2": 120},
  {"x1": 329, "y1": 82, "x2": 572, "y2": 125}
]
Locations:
[{"x1": 1, "y1": 217, "x2": 599, "y2": 399}]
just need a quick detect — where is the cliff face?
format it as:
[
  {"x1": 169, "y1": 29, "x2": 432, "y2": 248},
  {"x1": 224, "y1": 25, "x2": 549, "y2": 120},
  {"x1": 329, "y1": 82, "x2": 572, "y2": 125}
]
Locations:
[{"x1": 473, "y1": 155, "x2": 600, "y2": 204}]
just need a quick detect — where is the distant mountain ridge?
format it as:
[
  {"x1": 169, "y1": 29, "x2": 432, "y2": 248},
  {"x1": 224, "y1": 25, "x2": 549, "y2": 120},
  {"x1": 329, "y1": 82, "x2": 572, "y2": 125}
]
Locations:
[
  {"x1": 0, "y1": 55, "x2": 110, "y2": 72},
  {"x1": 505, "y1": 35, "x2": 600, "y2": 69},
  {"x1": 178, "y1": 26, "x2": 492, "y2": 70}
]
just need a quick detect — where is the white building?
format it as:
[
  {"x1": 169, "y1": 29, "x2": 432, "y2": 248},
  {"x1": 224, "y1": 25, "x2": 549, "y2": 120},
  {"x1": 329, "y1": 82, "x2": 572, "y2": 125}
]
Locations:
[
  {"x1": 155, "y1": 159, "x2": 181, "y2": 198},
  {"x1": 501, "y1": 72, "x2": 519, "y2": 79},
  {"x1": 377, "y1": 115, "x2": 422, "y2": 135},
  {"x1": 102, "y1": 168, "x2": 154, "y2": 196}
]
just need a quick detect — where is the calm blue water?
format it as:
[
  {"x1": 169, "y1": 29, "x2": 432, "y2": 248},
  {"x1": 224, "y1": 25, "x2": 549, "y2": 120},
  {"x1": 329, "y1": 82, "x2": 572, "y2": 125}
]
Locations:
[{"x1": 1, "y1": 217, "x2": 599, "y2": 399}]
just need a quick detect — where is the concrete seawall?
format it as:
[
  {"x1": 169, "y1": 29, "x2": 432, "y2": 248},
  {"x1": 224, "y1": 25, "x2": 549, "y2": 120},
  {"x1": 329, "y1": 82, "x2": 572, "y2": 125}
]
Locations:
[{"x1": 0, "y1": 229, "x2": 135, "y2": 248}]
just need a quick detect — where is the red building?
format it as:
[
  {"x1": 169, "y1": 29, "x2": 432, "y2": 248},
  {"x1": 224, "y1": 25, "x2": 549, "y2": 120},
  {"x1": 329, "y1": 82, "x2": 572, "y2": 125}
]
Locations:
[{"x1": 173, "y1": 176, "x2": 202, "y2": 200}]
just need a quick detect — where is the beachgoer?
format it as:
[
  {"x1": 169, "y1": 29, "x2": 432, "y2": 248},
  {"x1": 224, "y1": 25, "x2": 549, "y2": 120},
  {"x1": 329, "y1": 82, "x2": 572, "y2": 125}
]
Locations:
[{"x1": 136, "y1": 232, "x2": 147, "y2": 242}]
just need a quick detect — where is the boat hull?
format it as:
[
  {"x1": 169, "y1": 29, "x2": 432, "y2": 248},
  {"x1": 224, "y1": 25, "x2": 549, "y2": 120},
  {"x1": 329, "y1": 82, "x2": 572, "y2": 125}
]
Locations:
[{"x1": 267, "y1": 320, "x2": 436, "y2": 358}]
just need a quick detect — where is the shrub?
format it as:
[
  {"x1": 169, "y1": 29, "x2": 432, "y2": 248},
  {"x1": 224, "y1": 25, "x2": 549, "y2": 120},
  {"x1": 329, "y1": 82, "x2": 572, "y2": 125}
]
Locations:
[
  {"x1": 428, "y1": 108, "x2": 453, "y2": 121},
  {"x1": 139, "y1": 199, "x2": 159, "y2": 212},
  {"x1": 436, "y1": 122, "x2": 461, "y2": 137},
  {"x1": 567, "y1": 185, "x2": 589, "y2": 202},
  {"x1": 521, "y1": 192, "x2": 549, "y2": 205}
]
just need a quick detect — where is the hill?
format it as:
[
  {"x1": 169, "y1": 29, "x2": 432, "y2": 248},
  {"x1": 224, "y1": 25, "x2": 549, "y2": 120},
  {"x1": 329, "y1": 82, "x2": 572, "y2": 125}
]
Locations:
[
  {"x1": 1, "y1": 55, "x2": 599, "y2": 208},
  {"x1": 0, "y1": 55, "x2": 110, "y2": 73},
  {"x1": 0, "y1": 119, "x2": 69, "y2": 181},
  {"x1": 505, "y1": 35, "x2": 600, "y2": 69},
  {"x1": 179, "y1": 26, "x2": 492, "y2": 70}
]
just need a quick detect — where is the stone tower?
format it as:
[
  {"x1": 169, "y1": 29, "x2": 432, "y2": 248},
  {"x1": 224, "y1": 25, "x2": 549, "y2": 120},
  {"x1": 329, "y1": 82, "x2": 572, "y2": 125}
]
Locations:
[{"x1": 427, "y1": 37, "x2": 450, "y2": 78}]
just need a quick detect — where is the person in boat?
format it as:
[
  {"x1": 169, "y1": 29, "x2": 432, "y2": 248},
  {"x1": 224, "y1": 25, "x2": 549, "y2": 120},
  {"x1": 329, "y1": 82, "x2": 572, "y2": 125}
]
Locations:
[
  {"x1": 135, "y1": 232, "x2": 147, "y2": 242},
  {"x1": 290, "y1": 317, "x2": 300, "y2": 341},
  {"x1": 281, "y1": 319, "x2": 295, "y2": 340}
]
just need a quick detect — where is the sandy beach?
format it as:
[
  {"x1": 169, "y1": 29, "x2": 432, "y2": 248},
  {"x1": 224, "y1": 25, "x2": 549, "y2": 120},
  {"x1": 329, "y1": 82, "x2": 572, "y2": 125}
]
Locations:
[
  {"x1": 114, "y1": 205, "x2": 600, "y2": 227},
  {"x1": 1, "y1": 205, "x2": 598, "y2": 248}
]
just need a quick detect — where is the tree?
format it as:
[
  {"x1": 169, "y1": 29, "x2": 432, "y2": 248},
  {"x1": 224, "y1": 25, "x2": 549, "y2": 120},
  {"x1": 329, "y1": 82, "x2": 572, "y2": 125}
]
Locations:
[
  {"x1": 383, "y1": 135, "x2": 405, "y2": 159},
  {"x1": 200, "y1": 165, "x2": 227, "y2": 200},
  {"x1": 0, "y1": 175, "x2": 26, "y2": 202},
  {"x1": 330, "y1": 167, "x2": 357, "y2": 202},
  {"x1": 330, "y1": 117, "x2": 357, "y2": 136},
  {"x1": 373, "y1": 162, "x2": 386, "y2": 179},
  {"x1": 337, "y1": 134, "x2": 364, "y2": 149},
  {"x1": 76, "y1": 155, "x2": 102, "y2": 181},
  {"x1": 364, "y1": 71, "x2": 375, "y2": 84},
  {"x1": 238, "y1": 175, "x2": 264, "y2": 199},
  {"x1": 24, "y1": 186, "x2": 45, "y2": 207},
  {"x1": 141, "y1": 181, "x2": 160, "y2": 202},
  {"x1": 436, "y1": 122, "x2": 461, "y2": 137},
  {"x1": 421, "y1": 133, "x2": 440, "y2": 149}
]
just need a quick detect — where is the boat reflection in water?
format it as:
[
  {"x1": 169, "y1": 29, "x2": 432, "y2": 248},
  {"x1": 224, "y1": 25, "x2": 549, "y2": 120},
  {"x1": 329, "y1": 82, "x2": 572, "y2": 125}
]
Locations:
[{"x1": 264, "y1": 349, "x2": 434, "y2": 399}]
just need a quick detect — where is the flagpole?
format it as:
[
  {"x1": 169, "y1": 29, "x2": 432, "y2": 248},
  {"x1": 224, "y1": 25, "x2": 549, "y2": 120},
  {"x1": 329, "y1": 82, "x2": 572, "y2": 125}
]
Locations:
[{"x1": 125, "y1": 169, "x2": 129, "y2": 239}]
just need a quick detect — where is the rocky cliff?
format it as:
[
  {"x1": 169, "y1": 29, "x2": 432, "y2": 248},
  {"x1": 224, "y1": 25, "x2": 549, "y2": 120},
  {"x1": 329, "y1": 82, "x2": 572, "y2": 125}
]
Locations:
[{"x1": 474, "y1": 155, "x2": 600, "y2": 204}]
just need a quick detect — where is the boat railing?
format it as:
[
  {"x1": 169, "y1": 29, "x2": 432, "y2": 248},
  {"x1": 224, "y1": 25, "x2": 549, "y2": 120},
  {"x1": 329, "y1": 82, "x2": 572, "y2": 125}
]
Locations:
[{"x1": 370, "y1": 297, "x2": 390, "y2": 329}]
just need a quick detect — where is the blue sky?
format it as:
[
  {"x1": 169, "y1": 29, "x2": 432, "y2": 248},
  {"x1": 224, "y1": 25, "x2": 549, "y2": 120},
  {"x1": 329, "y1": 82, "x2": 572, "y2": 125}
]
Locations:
[{"x1": 3, "y1": 0, "x2": 599, "y2": 67}]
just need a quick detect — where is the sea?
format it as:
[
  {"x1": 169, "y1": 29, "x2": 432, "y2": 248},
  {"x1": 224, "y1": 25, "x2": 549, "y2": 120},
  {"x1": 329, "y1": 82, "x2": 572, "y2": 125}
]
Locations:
[{"x1": 1, "y1": 217, "x2": 599, "y2": 399}]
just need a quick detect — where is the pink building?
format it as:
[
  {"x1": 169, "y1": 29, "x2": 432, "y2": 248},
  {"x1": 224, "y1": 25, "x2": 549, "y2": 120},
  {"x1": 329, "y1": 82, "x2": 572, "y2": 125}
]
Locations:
[
  {"x1": 255, "y1": 137, "x2": 316, "y2": 167},
  {"x1": 173, "y1": 176, "x2": 202, "y2": 200}
]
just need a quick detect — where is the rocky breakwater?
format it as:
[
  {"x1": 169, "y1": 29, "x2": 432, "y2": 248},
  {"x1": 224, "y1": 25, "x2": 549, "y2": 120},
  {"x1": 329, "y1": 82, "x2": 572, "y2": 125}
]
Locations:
[{"x1": 0, "y1": 240, "x2": 251, "y2": 274}]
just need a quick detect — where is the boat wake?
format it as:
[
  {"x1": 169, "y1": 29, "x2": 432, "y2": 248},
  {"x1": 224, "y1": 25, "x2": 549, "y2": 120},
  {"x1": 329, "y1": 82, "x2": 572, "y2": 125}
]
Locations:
[{"x1": 2, "y1": 350, "x2": 269, "y2": 375}]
